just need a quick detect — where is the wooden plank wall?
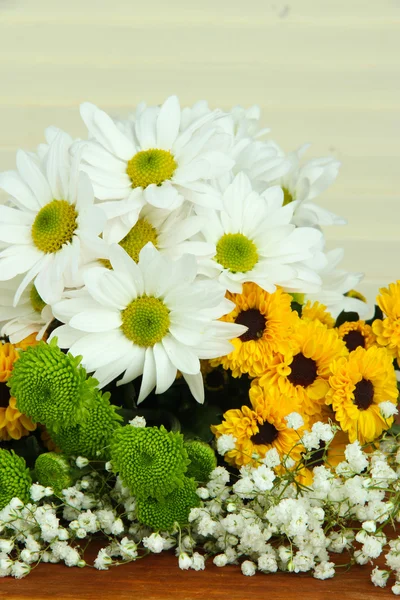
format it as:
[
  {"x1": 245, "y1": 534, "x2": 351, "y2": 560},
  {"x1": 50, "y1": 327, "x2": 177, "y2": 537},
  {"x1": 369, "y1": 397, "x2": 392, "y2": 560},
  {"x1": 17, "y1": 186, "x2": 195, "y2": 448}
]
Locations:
[{"x1": 0, "y1": 0, "x2": 399, "y2": 304}]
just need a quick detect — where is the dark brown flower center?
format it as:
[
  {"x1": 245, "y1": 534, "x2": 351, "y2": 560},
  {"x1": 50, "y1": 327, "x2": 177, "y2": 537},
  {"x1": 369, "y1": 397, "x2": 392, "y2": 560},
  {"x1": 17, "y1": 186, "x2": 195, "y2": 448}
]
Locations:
[
  {"x1": 287, "y1": 353, "x2": 318, "y2": 387},
  {"x1": 304, "y1": 441, "x2": 326, "y2": 469},
  {"x1": 353, "y1": 378, "x2": 374, "y2": 410},
  {"x1": 343, "y1": 330, "x2": 365, "y2": 352},
  {"x1": 205, "y1": 368, "x2": 226, "y2": 391},
  {"x1": 251, "y1": 421, "x2": 278, "y2": 445},
  {"x1": 0, "y1": 383, "x2": 10, "y2": 408},
  {"x1": 235, "y1": 309, "x2": 266, "y2": 342}
]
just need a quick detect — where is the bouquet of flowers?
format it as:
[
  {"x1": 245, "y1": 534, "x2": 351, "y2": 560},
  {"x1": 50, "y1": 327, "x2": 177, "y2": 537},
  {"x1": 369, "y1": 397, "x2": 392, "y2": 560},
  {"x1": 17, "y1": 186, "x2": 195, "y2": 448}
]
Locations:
[{"x1": 0, "y1": 97, "x2": 399, "y2": 592}]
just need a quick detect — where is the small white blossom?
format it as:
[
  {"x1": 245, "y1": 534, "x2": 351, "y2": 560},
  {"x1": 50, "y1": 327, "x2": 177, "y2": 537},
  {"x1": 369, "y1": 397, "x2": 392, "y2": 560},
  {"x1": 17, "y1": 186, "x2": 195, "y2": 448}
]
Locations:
[
  {"x1": 258, "y1": 553, "x2": 278, "y2": 573},
  {"x1": 213, "y1": 553, "x2": 228, "y2": 567},
  {"x1": 241, "y1": 560, "x2": 256, "y2": 576},
  {"x1": 285, "y1": 412, "x2": 304, "y2": 430},
  {"x1": 76, "y1": 457, "x2": 89, "y2": 469},
  {"x1": 11, "y1": 560, "x2": 31, "y2": 578},
  {"x1": 191, "y1": 552, "x2": 205, "y2": 571},
  {"x1": 111, "y1": 518, "x2": 124, "y2": 536},
  {"x1": 313, "y1": 561, "x2": 335, "y2": 580},
  {"x1": 252, "y1": 465, "x2": 275, "y2": 492},
  {"x1": 178, "y1": 552, "x2": 192, "y2": 570},
  {"x1": 129, "y1": 416, "x2": 146, "y2": 428},
  {"x1": 371, "y1": 566, "x2": 390, "y2": 588},
  {"x1": 216, "y1": 434, "x2": 237, "y2": 456},
  {"x1": 143, "y1": 533, "x2": 164, "y2": 553},
  {"x1": 393, "y1": 583, "x2": 400, "y2": 596},
  {"x1": 94, "y1": 548, "x2": 113, "y2": 570},
  {"x1": 380, "y1": 401, "x2": 398, "y2": 419},
  {"x1": 362, "y1": 520, "x2": 376, "y2": 533},
  {"x1": 0, "y1": 539, "x2": 14, "y2": 554},
  {"x1": 261, "y1": 448, "x2": 281, "y2": 468},
  {"x1": 196, "y1": 487, "x2": 210, "y2": 500}
]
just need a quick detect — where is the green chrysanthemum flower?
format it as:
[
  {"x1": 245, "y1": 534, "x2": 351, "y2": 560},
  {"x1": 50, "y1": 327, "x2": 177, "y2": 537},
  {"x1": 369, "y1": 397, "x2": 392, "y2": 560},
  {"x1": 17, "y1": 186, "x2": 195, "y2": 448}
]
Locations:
[
  {"x1": 0, "y1": 449, "x2": 32, "y2": 510},
  {"x1": 9, "y1": 338, "x2": 98, "y2": 432},
  {"x1": 136, "y1": 477, "x2": 200, "y2": 531},
  {"x1": 49, "y1": 391, "x2": 122, "y2": 460},
  {"x1": 111, "y1": 425, "x2": 189, "y2": 500},
  {"x1": 34, "y1": 452, "x2": 73, "y2": 495},
  {"x1": 185, "y1": 440, "x2": 217, "y2": 483}
]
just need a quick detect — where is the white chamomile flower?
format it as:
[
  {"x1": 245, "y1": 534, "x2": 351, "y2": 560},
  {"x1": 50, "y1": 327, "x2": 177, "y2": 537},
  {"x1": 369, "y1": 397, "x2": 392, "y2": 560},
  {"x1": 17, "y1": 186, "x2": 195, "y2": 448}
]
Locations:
[
  {"x1": 305, "y1": 247, "x2": 369, "y2": 318},
  {"x1": 50, "y1": 243, "x2": 246, "y2": 403},
  {"x1": 198, "y1": 172, "x2": 323, "y2": 293},
  {"x1": 0, "y1": 130, "x2": 106, "y2": 306},
  {"x1": 212, "y1": 105, "x2": 291, "y2": 189},
  {"x1": 0, "y1": 278, "x2": 53, "y2": 344},
  {"x1": 79, "y1": 96, "x2": 234, "y2": 227},
  {"x1": 270, "y1": 144, "x2": 344, "y2": 227},
  {"x1": 101, "y1": 203, "x2": 214, "y2": 265}
]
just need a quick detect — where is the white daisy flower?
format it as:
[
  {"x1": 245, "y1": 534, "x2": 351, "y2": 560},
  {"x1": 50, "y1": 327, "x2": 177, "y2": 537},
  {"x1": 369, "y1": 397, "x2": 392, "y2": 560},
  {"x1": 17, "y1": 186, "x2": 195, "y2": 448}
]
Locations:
[
  {"x1": 0, "y1": 278, "x2": 53, "y2": 344},
  {"x1": 79, "y1": 95, "x2": 234, "y2": 238},
  {"x1": 269, "y1": 144, "x2": 345, "y2": 227},
  {"x1": 0, "y1": 130, "x2": 107, "y2": 306},
  {"x1": 197, "y1": 172, "x2": 323, "y2": 294},
  {"x1": 101, "y1": 200, "x2": 214, "y2": 267},
  {"x1": 50, "y1": 243, "x2": 246, "y2": 404},
  {"x1": 305, "y1": 247, "x2": 369, "y2": 318},
  {"x1": 216, "y1": 106, "x2": 291, "y2": 188}
]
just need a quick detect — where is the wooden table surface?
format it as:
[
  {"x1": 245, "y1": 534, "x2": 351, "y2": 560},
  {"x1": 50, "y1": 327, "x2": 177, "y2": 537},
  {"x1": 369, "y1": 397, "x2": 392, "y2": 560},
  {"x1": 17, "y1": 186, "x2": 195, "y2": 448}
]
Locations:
[{"x1": 0, "y1": 550, "x2": 394, "y2": 600}]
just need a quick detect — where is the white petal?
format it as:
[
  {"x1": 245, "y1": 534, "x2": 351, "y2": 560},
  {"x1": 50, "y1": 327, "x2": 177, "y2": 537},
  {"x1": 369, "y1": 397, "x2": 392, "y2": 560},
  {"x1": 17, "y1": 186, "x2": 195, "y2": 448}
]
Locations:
[
  {"x1": 153, "y1": 342, "x2": 177, "y2": 394},
  {"x1": 162, "y1": 334, "x2": 200, "y2": 375},
  {"x1": 182, "y1": 371, "x2": 204, "y2": 404},
  {"x1": 34, "y1": 260, "x2": 65, "y2": 305},
  {"x1": 84, "y1": 265, "x2": 137, "y2": 308},
  {"x1": 69, "y1": 309, "x2": 122, "y2": 332},
  {"x1": 52, "y1": 295, "x2": 100, "y2": 323},
  {"x1": 16, "y1": 150, "x2": 52, "y2": 207},
  {"x1": 44, "y1": 131, "x2": 71, "y2": 200},
  {"x1": 80, "y1": 102, "x2": 135, "y2": 160},
  {"x1": 156, "y1": 96, "x2": 181, "y2": 150},
  {"x1": 137, "y1": 348, "x2": 157, "y2": 403},
  {"x1": 108, "y1": 245, "x2": 145, "y2": 296},
  {"x1": 0, "y1": 224, "x2": 31, "y2": 244},
  {"x1": 116, "y1": 345, "x2": 146, "y2": 386},
  {"x1": 0, "y1": 245, "x2": 42, "y2": 282},
  {"x1": 48, "y1": 324, "x2": 84, "y2": 347},
  {"x1": 135, "y1": 106, "x2": 158, "y2": 149},
  {"x1": 0, "y1": 170, "x2": 40, "y2": 211},
  {"x1": 144, "y1": 182, "x2": 183, "y2": 210},
  {"x1": 0, "y1": 204, "x2": 33, "y2": 226}
]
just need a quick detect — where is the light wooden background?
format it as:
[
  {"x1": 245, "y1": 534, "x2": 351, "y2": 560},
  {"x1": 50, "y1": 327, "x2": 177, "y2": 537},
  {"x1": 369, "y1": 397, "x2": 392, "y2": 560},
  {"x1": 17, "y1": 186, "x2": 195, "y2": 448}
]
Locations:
[{"x1": 0, "y1": 0, "x2": 399, "y2": 305}]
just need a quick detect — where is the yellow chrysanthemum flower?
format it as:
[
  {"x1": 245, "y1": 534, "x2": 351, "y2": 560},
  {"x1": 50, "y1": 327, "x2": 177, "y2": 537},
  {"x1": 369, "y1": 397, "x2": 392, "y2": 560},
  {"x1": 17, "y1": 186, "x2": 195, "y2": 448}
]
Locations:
[
  {"x1": 326, "y1": 346, "x2": 399, "y2": 444},
  {"x1": 302, "y1": 300, "x2": 335, "y2": 329},
  {"x1": 259, "y1": 320, "x2": 348, "y2": 422},
  {"x1": 0, "y1": 343, "x2": 19, "y2": 382},
  {"x1": 210, "y1": 284, "x2": 298, "y2": 378},
  {"x1": 337, "y1": 320, "x2": 376, "y2": 352},
  {"x1": 0, "y1": 341, "x2": 37, "y2": 441},
  {"x1": 211, "y1": 383, "x2": 306, "y2": 469},
  {"x1": 372, "y1": 280, "x2": 400, "y2": 367}
]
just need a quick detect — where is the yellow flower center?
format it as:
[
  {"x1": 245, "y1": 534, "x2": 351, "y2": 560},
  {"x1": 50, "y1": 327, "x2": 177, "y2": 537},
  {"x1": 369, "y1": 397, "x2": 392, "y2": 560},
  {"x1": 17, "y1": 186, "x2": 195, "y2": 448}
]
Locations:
[
  {"x1": 282, "y1": 187, "x2": 294, "y2": 206},
  {"x1": 121, "y1": 296, "x2": 170, "y2": 347},
  {"x1": 31, "y1": 200, "x2": 78, "y2": 254},
  {"x1": 126, "y1": 149, "x2": 177, "y2": 189},
  {"x1": 120, "y1": 218, "x2": 159, "y2": 263},
  {"x1": 30, "y1": 285, "x2": 46, "y2": 313},
  {"x1": 215, "y1": 233, "x2": 259, "y2": 273}
]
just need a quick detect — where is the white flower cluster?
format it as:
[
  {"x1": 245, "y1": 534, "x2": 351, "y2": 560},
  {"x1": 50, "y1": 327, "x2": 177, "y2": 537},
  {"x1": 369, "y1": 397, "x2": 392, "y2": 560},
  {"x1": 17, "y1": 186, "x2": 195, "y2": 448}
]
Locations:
[
  {"x1": 2, "y1": 430, "x2": 400, "y2": 593},
  {"x1": 0, "y1": 97, "x2": 367, "y2": 405}
]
